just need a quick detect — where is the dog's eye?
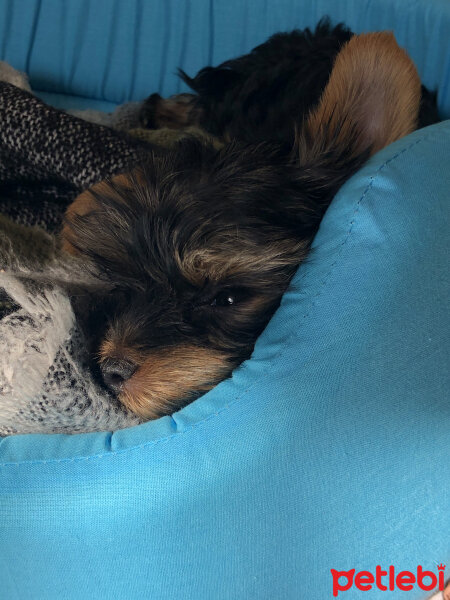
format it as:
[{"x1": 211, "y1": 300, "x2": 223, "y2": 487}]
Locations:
[
  {"x1": 210, "y1": 290, "x2": 241, "y2": 307},
  {"x1": 193, "y1": 288, "x2": 250, "y2": 311}
]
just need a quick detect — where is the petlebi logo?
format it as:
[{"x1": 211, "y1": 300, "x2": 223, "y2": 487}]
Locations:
[{"x1": 330, "y1": 563, "x2": 446, "y2": 597}]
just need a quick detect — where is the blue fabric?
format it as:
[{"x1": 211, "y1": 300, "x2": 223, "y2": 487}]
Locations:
[
  {"x1": 0, "y1": 1, "x2": 449, "y2": 598},
  {"x1": 0, "y1": 0, "x2": 449, "y2": 117},
  {"x1": 1, "y1": 122, "x2": 449, "y2": 600}
]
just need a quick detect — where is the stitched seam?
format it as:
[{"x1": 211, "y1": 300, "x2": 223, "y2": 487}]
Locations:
[
  {"x1": 0, "y1": 131, "x2": 437, "y2": 467},
  {"x1": 299, "y1": 134, "x2": 430, "y2": 323}
]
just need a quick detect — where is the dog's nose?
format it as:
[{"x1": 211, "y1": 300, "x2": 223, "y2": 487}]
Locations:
[{"x1": 101, "y1": 358, "x2": 137, "y2": 393}]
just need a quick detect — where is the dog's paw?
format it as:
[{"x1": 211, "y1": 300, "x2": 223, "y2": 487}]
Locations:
[{"x1": 0, "y1": 61, "x2": 32, "y2": 92}]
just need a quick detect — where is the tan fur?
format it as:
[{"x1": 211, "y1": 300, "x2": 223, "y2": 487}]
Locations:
[
  {"x1": 151, "y1": 94, "x2": 198, "y2": 129},
  {"x1": 61, "y1": 191, "x2": 97, "y2": 254},
  {"x1": 98, "y1": 338, "x2": 145, "y2": 366},
  {"x1": 100, "y1": 344, "x2": 230, "y2": 419},
  {"x1": 300, "y1": 32, "x2": 421, "y2": 162},
  {"x1": 178, "y1": 239, "x2": 308, "y2": 286},
  {"x1": 61, "y1": 173, "x2": 135, "y2": 254}
]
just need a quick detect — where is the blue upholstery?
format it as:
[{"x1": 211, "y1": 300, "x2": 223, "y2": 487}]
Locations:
[{"x1": 0, "y1": 1, "x2": 449, "y2": 598}]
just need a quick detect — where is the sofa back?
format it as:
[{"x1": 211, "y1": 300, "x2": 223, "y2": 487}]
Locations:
[{"x1": 0, "y1": 0, "x2": 449, "y2": 117}]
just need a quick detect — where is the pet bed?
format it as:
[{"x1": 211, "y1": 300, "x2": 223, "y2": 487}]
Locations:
[
  {"x1": 0, "y1": 78, "x2": 217, "y2": 435},
  {"x1": 0, "y1": 0, "x2": 449, "y2": 598}
]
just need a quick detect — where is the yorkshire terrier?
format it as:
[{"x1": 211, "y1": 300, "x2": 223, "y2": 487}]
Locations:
[{"x1": 62, "y1": 24, "x2": 431, "y2": 421}]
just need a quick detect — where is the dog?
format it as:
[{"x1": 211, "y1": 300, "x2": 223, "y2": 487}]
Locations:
[
  {"x1": 139, "y1": 19, "x2": 438, "y2": 144},
  {"x1": 62, "y1": 27, "x2": 424, "y2": 421}
]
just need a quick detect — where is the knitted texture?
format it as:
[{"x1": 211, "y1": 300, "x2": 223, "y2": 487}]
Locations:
[
  {"x1": 0, "y1": 69, "x2": 221, "y2": 435},
  {"x1": 0, "y1": 266, "x2": 141, "y2": 435},
  {"x1": 0, "y1": 81, "x2": 154, "y2": 435},
  {"x1": 0, "y1": 81, "x2": 150, "y2": 232}
]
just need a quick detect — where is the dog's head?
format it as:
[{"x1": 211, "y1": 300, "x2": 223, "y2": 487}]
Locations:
[{"x1": 62, "y1": 33, "x2": 421, "y2": 419}]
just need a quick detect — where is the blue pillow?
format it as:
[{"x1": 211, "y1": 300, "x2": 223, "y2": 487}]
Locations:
[
  {"x1": 0, "y1": 0, "x2": 449, "y2": 597},
  {"x1": 1, "y1": 119, "x2": 448, "y2": 599}
]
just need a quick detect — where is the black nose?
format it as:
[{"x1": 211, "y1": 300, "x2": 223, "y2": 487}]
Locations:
[{"x1": 101, "y1": 358, "x2": 137, "y2": 393}]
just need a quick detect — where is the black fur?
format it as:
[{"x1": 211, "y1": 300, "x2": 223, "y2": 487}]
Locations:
[
  {"x1": 64, "y1": 19, "x2": 433, "y2": 418},
  {"x1": 68, "y1": 138, "x2": 359, "y2": 360},
  {"x1": 140, "y1": 18, "x2": 439, "y2": 144}
]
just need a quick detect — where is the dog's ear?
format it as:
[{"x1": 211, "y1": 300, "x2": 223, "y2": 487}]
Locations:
[
  {"x1": 297, "y1": 32, "x2": 421, "y2": 177},
  {"x1": 61, "y1": 173, "x2": 136, "y2": 256}
]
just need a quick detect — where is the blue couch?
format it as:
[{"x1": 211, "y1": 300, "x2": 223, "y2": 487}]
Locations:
[{"x1": 0, "y1": 1, "x2": 449, "y2": 598}]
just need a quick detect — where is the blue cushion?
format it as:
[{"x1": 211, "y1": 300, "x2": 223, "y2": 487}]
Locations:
[
  {"x1": 0, "y1": 1, "x2": 449, "y2": 598},
  {"x1": 1, "y1": 120, "x2": 449, "y2": 600}
]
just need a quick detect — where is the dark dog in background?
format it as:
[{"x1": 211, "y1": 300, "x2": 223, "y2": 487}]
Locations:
[
  {"x1": 62, "y1": 24, "x2": 427, "y2": 420},
  {"x1": 140, "y1": 19, "x2": 438, "y2": 144}
]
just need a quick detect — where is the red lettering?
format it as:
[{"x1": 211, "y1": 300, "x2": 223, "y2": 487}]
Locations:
[
  {"x1": 396, "y1": 571, "x2": 415, "y2": 591},
  {"x1": 330, "y1": 564, "x2": 446, "y2": 594},
  {"x1": 355, "y1": 571, "x2": 374, "y2": 591},
  {"x1": 389, "y1": 566, "x2": 395, "y2": 591},
  {"x1": 417, "y1": 565, "x2": 437, "y2": 591},
  {"x1": 331, "y1": 569, "x2": 355, "y2": 597},
  {"x1": 375, "y1": 565, "x2": 388, "y2": 590}
]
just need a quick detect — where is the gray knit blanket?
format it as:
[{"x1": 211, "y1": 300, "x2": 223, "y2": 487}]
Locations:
[{"x1": 0, "y1": 72, "x2": 157, "y2": 435}]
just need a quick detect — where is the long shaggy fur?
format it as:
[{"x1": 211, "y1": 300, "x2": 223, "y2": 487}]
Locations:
[{"x1": 63, "y1": 26, "x2": 427, "y2": 420}]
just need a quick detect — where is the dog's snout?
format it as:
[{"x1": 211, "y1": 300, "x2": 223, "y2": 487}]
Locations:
[{"x1": 101, "y1": 358, "x2": 137, "y2": 393}]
